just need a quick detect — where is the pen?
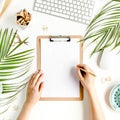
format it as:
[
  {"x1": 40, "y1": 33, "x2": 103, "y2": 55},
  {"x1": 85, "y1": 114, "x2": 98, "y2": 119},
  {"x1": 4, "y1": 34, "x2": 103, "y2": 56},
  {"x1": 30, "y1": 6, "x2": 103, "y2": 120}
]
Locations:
[{"x1": 80, "y1": 68, "x2": 96, "y2": 77}]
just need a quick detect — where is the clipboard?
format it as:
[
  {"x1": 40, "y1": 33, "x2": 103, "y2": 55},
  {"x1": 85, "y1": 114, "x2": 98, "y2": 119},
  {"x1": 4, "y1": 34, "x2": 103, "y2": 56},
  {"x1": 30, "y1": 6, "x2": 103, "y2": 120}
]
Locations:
[{"x1": 36, "y1": 35, "x2": 84, "y2": 101}]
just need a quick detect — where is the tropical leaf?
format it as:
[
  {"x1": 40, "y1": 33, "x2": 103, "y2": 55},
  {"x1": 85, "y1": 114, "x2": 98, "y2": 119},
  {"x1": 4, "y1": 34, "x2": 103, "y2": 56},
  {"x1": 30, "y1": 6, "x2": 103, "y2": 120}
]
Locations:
[
  {"x1": 83, "y1": 0, "x2": 120, "y2": 56},
  {"x1": 0, "y1": 28, "x2": 34, "y2": 113}
]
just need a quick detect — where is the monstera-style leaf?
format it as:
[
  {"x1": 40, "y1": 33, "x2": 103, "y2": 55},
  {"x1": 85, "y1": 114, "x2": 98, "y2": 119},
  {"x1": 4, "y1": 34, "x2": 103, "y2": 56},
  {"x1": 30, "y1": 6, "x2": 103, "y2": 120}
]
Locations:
[
  {"x1": 0, "y1": 28, "x2": 34, "y2": 113},
  {"x1": 84, "y1": 0, "x2": 120, "y2": 56}
]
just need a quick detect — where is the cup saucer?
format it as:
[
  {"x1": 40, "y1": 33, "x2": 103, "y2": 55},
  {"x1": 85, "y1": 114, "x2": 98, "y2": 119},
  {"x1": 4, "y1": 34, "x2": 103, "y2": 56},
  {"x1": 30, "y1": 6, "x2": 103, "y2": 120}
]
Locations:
[{"x1": 109, "y1": 84, "x2": 120, "y2": 112}]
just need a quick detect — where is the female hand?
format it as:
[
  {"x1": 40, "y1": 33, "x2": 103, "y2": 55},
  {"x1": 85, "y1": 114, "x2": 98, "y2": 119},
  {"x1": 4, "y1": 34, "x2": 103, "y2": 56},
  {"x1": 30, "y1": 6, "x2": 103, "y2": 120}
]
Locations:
[
  {"x1": 25, "y1": 70, "x2": 44, "y2": 107},
  {"x1": 76, "y1": 64, "x2": 95, "y2": 92}
]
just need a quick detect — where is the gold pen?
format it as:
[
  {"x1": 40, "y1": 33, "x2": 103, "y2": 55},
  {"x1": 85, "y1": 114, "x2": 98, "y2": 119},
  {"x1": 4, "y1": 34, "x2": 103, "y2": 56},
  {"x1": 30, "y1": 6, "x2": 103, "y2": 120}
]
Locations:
[
  {"x1": 80, "y1": 68, "x2": 96, "y2": 77},
  {"x1": 0, "y1": 0, "x2": 12, "y2": 17}
]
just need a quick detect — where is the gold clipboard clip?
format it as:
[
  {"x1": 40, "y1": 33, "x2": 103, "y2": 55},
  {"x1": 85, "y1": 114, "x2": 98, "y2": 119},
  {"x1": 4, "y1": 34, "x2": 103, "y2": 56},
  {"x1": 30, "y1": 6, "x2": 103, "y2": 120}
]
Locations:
[{"x1": 50, "y1": 35, "x2": 70, "y2": 42}]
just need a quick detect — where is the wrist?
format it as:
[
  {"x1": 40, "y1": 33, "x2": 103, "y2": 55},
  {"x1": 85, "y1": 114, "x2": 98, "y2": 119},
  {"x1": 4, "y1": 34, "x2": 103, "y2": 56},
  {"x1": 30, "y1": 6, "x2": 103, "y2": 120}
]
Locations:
[
  {"x1": 87, "y1": 86, "x2": 96, "y2": 96},
  {"x1": 24, "y1": 101, "x2": 35, "y2": 110}
]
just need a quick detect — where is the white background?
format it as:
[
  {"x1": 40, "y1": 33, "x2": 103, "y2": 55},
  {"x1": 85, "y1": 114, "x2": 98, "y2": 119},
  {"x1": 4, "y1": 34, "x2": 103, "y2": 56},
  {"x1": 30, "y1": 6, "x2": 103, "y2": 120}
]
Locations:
[{"x1": 0, "y1": 0, "x2": 120, "y2": 120}]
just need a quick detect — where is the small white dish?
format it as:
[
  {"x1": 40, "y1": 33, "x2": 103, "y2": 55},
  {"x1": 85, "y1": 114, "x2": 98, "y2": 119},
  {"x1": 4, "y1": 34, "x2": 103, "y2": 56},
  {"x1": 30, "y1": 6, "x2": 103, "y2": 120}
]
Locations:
[{"x1": 109, "y1": 84, "x2": 120, "y2": 112}]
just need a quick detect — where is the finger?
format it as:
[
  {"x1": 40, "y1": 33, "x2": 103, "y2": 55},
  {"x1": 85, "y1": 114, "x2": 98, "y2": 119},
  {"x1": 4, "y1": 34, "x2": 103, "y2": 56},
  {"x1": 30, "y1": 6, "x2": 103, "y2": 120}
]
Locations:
[
  {"x1": 28, "y1": 73, "x2": 36, "y2": 85},
  {"x1": 77, "y1": 64, "x2": 87, "y2": 69},
  {"x1": 29, "y1": 71, "x2": 38, "y2": 85},
  {"x1": 77, "y1": 64, "x2": 86, "y2": 75},
  {"x1": 32, "y1": 70, "x2": 43, "y2": 86},
  {"x1": 35, "y1": 73, "x2": 44, "y2": 88},
  {"x1": 39, "y1": 82, "x2": 44, "y2": 93},
  {"x1": 39, "y1": 82, "x2": 44, "y2": 100},
  {"x1": 77, "y1": 67, "x2": 84, "y2": 81},
  {"x1": 77, "y1": 64, "x2": 94, "y2": 73}
]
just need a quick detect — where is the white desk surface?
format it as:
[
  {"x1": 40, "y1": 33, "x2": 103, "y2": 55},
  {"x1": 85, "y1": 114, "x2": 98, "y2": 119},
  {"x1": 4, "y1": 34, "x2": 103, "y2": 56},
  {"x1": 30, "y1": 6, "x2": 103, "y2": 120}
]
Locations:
[{"x1": 0, "y1": 0, "x2": 120, "y2": 120}]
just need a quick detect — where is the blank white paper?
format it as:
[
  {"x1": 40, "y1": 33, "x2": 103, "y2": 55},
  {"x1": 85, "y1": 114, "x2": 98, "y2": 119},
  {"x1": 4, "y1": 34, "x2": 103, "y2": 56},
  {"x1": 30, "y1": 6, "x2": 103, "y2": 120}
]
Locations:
[{"x1": 41, "y1": 38, "x2": 80, "y2": 98}]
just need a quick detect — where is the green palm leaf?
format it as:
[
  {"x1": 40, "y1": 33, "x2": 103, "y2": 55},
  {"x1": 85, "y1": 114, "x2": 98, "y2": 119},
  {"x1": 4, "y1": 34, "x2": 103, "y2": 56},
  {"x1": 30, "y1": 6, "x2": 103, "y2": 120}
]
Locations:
[
  {"x1": 0, "y1": 28, "x2": 34, "y2": 113},
  {"x1": 83, "y1": 0, "x2": 120, "y2": 56}
]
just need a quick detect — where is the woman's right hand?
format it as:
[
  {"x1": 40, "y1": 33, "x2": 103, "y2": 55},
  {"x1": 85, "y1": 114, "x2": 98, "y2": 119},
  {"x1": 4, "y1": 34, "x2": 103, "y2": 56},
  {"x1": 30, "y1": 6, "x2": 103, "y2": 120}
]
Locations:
[{"x1": 76, "y1": 64, "x2": 96, "y2": 92}]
